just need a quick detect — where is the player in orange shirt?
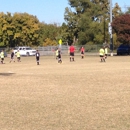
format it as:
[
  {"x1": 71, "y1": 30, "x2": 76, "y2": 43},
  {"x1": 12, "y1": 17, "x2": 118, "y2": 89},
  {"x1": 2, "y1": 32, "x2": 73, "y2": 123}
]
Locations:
[{"x1": 80, "y1": 46, "x2": 85, "y2": 59}]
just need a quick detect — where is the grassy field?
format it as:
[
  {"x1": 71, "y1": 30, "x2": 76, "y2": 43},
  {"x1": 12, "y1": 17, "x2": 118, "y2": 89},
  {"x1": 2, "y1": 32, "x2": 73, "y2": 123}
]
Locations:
[{"x1": 0, "y1": 55, "x2": 130, "y2": 130}]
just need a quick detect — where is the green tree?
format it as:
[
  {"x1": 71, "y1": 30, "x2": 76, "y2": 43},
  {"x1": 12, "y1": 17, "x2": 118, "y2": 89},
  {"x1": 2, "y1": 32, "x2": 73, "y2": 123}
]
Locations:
[
  {"x1": 64, "y1": 7, "x2": 79, "y2": 45},
  {"x1": 13, "y1": 13, "x2": 40, "y2": 47},
  {"x1": 112, "y1": 3, "x2": 121, "y2": 17},
  {"x1": 43, "y1": 38, "x2": 57, "y2": 46},
  {"x1": 39, "y1": 23, "x2": 61, "y2": 46},
  {"x1": 0, "y1": 12, "x2": 40, "y2": 47},
  {"x1": 63, "y1": 0, "x2": 122, "y2": 46},
  {"x1": 0, "y1": 12, "x2": 15, "y2": 47},
  {"x1": 63, "y1": 0, "x2": 110, "y2": 45},
  {"x1": 125, "y1": 7, "x2": 130, "y2": 14}
]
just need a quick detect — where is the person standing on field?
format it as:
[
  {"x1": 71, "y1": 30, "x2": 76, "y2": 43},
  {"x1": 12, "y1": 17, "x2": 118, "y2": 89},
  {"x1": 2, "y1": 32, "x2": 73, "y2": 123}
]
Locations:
[
  {"x1": 16, "y1": 50, "x2": 21, "y2": 62},
  {"x1": 104, "y1": 46, "x2": 108, "y2": 59},
  {"x1": 80, "y1": 46, "x2": 85, "y2": 59},
  {"x1": 10, "y1": 49, "x2": 15, "y2": 63},
  {"x1": 99, "y1": 47, "x2": 105, "y2": 62},
  {"x1": 0, "y1": 49, "x2": 4, "y2": 64},
  {"x1": 69, "y1": 44, "x2": 75, "y2": 62},
  {"x1": 55, "y1": 48, "x2": 58, "y2": 60},
  {"x1": 57, "y1": 48, "x2": 62, "y2": 63},
  {"x1": 36, "y1": 50, "x2": 40, "y2": 65}
]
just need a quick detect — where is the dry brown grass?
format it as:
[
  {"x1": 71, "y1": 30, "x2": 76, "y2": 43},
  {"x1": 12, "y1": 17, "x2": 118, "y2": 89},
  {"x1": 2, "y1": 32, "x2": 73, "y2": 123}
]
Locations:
[{"x1": 0, "y1": 55, "x2": 130, "y2": 130}]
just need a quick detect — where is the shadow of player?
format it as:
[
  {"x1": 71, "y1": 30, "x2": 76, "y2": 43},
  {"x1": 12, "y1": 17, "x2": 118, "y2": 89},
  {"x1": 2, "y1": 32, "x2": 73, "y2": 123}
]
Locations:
[{"x1": 0, "y1": 73, "x2": 15, "y2": 76}]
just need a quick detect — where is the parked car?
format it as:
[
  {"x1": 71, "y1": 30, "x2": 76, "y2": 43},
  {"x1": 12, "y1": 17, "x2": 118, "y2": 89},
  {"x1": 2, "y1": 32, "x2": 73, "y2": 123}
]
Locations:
[
  {"x1": 14, "y1": 46, "x2": 36, "y2": 56},
  {"x1": 117, "y1": 44, "x2": 130, "y2": 55}
]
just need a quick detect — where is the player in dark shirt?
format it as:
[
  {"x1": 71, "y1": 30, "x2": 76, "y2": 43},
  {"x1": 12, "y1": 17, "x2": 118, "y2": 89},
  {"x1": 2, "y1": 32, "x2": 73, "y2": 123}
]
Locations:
[
  {"x1": 57, "y1": 48, "x2": 62, "y2": 63},
  {"x1": 36, "y1": 50, "x2": 40, "y2": 65},
  {"x1": 10, "y1": 49, "x2": 15, "y2": 63}
]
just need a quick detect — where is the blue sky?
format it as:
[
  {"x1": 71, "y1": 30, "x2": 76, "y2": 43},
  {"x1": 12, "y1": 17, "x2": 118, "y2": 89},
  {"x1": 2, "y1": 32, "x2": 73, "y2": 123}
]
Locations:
[{"x1": 0, "y1": 0, "x2": 129, "y2": 25}]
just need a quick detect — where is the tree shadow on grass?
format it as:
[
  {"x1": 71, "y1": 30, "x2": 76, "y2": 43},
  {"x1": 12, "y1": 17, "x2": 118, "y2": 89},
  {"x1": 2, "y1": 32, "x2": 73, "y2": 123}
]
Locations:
[{"x1": 0, "y1": 73, "x2": 15, "y2": 76}]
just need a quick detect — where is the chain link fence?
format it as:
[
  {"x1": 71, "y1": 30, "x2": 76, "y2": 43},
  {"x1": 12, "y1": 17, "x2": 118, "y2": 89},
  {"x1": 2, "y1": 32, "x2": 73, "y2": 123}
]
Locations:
[
  {"x1": 1, "y1": 44, "x2": 116, "y2": 57},
  {"x1": 36, "y1": 44, "x2": 114, "y2": 56}
]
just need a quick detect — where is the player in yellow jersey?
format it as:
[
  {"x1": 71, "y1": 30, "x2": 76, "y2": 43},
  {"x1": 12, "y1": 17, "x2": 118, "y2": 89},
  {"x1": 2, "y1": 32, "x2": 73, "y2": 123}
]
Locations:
[
  {"x1": 104, "y1": 46, "x2": 108, "y2": 59},
  {"x1": 16, "y1": 50, "x2": 21, "y2": 62},
  {"x1": 0, "y1": 49, "x2": 4, "y2": 64},
  {"x1": 99, "y1": 47, "x2": 105, "y2": 62}
]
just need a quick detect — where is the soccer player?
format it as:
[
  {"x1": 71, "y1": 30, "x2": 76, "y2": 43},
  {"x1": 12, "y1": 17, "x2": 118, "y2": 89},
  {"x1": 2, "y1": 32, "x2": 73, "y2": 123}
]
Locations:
[
  {"x1": 80, "y1": 46, "x2": 85, "y2": 59},
  {"x1": 36, "y1": 50, "x2": 40, "y2": 65},
  {"x1": 99, "y1": 47, "x2": 105, "y2": 62},
  {"x1": 16, "y1": 50, "x2": 21, "y2": 62},
  {"x1": 10, "y1": 49, "x2": 15, "y2": 63},
  {"x1": 0, "y1": 49, "x2": 4, "y2": 64},
  {"x1": 104, "y1": 46, "x2": 108, "y2": 59},
  {"x1": 55, "y1": 48, "x2": 58, "y2": 60},
  {"x1": 57, "y1": 48, "x2": 62, "y2": 63},
  {"x1": 69, "y1": 44, "x2": 75, "y2": 62}
]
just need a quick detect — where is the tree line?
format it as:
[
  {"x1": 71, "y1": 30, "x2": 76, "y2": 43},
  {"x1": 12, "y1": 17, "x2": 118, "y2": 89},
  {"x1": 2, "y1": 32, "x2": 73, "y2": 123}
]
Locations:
[
  {"x1": 0, "y1": 12, "x2": 61, "y2": 47},
  {"x1": 0, "y1": 0, "x2": 130, "y2": 48}
]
